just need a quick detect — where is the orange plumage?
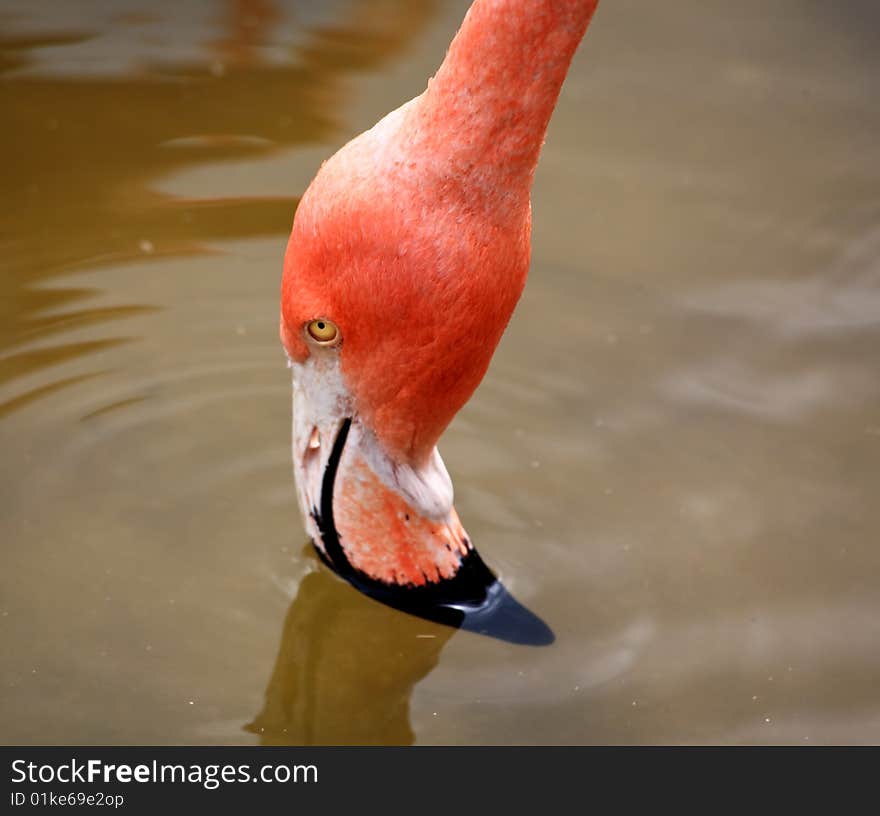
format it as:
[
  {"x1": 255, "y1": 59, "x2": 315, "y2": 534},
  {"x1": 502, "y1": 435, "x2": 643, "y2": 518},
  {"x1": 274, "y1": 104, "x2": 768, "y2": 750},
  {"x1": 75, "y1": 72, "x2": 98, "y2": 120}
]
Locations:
[{"x1": 282, "y1": 0, "x2": 599, "y2": 466}]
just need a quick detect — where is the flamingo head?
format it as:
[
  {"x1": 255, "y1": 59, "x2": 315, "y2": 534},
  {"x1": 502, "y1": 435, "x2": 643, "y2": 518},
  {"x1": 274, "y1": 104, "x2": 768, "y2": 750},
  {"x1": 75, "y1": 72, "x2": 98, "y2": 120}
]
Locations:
[
  {"x1": 279, "y1": 0, "x2": 598, "y2": 637},
  {"x1": 280, "y1": 100, "x2": 531, "y2": 599}
]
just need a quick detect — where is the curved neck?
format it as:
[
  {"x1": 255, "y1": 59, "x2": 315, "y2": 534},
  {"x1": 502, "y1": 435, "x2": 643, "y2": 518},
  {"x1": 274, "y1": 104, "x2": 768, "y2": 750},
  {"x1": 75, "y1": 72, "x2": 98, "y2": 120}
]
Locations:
[{"x1": 410, "y1": 0, "x2": 599, "y2": 198}]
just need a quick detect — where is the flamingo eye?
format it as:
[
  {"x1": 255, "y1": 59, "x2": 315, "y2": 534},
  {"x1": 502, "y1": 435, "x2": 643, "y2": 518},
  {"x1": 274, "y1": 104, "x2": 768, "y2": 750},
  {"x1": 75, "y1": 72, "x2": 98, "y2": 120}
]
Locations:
[{"x1": 305, "y1": 318, "x2": 340, "y2": 346}]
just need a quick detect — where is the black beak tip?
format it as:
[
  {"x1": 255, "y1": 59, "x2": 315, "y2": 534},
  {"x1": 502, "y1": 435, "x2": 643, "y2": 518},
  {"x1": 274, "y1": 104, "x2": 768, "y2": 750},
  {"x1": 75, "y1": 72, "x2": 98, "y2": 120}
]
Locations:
[{"x1": 457, "y1": 579, "x2": 556, "y2": 646}]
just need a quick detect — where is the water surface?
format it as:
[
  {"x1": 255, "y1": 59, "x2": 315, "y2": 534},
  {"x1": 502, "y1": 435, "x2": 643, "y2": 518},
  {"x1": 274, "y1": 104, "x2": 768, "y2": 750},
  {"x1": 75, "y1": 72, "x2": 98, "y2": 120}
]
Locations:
[{"x1": 1, "y1": 0, "x2": 879, "y2": 744}]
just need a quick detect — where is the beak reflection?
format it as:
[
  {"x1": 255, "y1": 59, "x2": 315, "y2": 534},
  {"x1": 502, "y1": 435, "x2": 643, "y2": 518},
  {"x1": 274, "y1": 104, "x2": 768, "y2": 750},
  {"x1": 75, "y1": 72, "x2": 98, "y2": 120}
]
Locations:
[
  {"x1": 246, "y1": 552, "x2": 454, "y2": 746},
  {"x1": 247, "y1": 545, "x2": 552, "y2": 746}
]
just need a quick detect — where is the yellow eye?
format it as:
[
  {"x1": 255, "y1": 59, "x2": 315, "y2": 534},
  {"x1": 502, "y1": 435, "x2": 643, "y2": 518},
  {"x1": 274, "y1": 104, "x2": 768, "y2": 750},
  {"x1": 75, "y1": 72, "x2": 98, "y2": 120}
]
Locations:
[{"x1": 306, "y1": 318, "x2": 340, "y2": 345}]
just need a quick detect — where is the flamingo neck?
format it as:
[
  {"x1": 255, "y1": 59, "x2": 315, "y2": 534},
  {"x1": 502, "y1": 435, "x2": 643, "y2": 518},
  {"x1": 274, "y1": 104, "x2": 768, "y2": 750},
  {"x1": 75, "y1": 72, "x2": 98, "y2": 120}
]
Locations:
[{"x1": 406, "y1": 0, "x2": 599, "y2": 205}]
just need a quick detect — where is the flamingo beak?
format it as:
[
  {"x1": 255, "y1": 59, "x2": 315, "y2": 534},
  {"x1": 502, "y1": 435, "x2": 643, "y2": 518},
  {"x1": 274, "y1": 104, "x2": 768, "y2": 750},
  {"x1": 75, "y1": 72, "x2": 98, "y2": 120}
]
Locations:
[
  {"x1": 289, "y1": 351, "x2": 352, "y2": 553},
  {"x1": 290, "y1": 350, "x2": 471, "y2": 589},
  {"x1": 288, "y1": 353, "x2": 554, "y2": 645}
]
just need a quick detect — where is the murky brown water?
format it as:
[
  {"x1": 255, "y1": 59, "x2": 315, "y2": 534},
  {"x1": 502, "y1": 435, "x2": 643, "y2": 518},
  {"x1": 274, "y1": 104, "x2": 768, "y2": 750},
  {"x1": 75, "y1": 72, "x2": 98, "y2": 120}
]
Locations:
[{"x1": 2, "y1": 0, "x2": 879, "y2": 745}]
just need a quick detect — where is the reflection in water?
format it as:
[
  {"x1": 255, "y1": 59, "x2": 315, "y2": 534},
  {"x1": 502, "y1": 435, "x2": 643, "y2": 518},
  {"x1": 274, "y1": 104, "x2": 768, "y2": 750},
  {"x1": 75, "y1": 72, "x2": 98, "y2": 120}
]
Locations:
[
  {"x1": 212, "y1": 0, "x2": 282, "y2": 67},
  {"x1": 247, "y1": 552, "x2": 453, "y2": 745}
]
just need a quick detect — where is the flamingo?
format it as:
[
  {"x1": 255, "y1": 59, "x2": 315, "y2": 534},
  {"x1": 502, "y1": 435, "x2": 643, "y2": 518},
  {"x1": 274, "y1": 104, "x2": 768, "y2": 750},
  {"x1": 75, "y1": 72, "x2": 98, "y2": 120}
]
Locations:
[{"x1": 280, "y1": 0, "x2": 600, "y2": 643}]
